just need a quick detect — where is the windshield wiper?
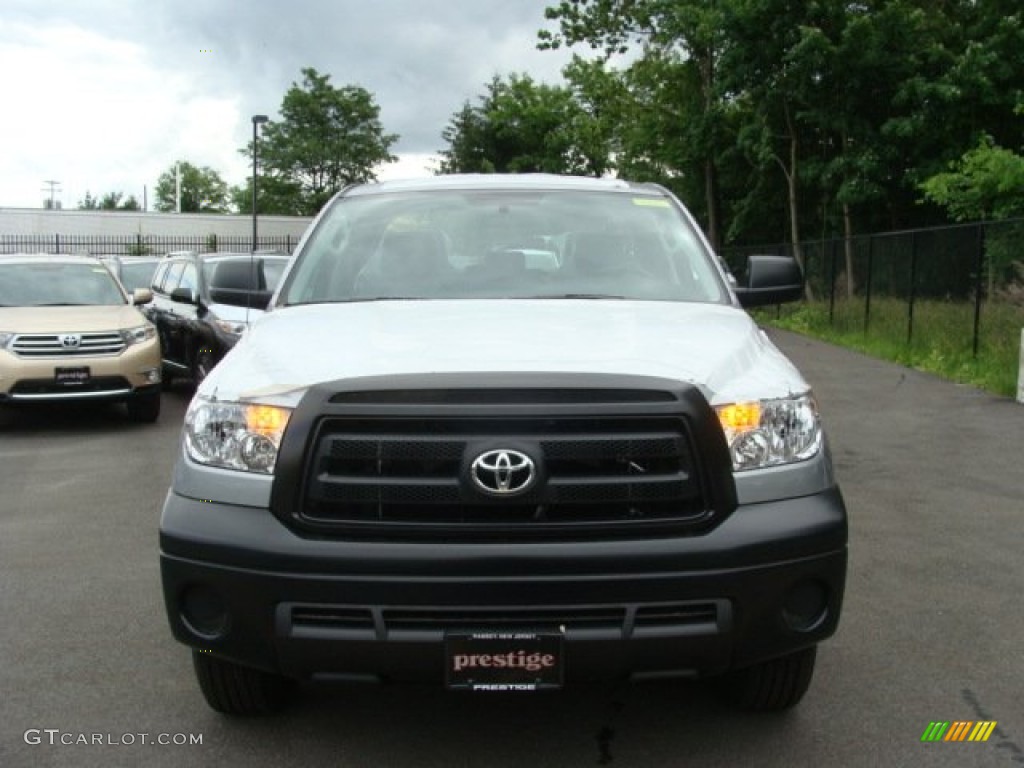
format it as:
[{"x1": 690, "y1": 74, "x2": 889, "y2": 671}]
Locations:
[
  {"x1": 339, "y1": 296, "x2": 429, "y2": 303},
  {"x1": 524, "y1": 294, "x2": 627, "y2": 300}
]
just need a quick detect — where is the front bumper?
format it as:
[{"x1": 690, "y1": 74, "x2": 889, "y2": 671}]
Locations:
[
  {"x1": 160, "y1": 486, "x2": 847, "y2": 685},
  {"x1": 0, "y1": 340, "x2": 161, "y2": 402}
]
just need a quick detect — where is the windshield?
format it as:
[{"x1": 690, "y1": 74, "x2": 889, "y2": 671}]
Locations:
[
  {"x1": 0, "y1": 262, "x2": 127, "y2": 306},
  {"x1": 279, "y1": 189, "x2": 726, "y2": 305}
]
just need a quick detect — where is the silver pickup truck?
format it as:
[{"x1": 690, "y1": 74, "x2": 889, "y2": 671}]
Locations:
[{"x1": 159, "y1": 174, "x2": 847, "y2": 715}]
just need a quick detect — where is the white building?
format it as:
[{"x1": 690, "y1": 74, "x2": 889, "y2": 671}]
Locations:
[{"x1": 0, "y1": 207, "x2": 312, "y2": 237}]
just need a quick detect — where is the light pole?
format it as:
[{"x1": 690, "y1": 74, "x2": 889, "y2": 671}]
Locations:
[{"x1": 251, "y1": 114, "x2": 268, "y2": 252}]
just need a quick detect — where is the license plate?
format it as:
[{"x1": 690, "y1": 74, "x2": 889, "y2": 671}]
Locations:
[
  {"x1": 445, "y1": 632, "x2": 563, "y2": 691},
  {"x1": 55, "y1": 367, "x2": 90, "y2": 386}
]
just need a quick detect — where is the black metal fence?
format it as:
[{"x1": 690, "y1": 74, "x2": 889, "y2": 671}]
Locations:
[
  {"x1": 722, "y1": 217, "x2": 1024, "y2": 359},
  {"x1": 0, "y1": 233, "x2": 299, "y2": 256}
]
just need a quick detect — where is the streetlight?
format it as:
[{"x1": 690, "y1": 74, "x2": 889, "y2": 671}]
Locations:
[{"x1": 251, "y1": 114, "x2": 269, "y2": 252}]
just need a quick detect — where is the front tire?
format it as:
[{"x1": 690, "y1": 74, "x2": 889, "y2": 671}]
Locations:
[
  {"x1": 193, "y1": 347, "x2": 218, "y2": 387},
  {"x1": 125, "y1": 390, "x2": 161, "y2": 423},
  {"x1": 725, "y1": 645, "x2": 817, "y2": 712},
  {"x1": 192, "y1": 651, "x2": 292, "y2": 715},
  {"x1": 193, "y1": 346, "x2": 222, "y2": 387}
]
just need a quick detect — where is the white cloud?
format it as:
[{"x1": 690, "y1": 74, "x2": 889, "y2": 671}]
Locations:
[
  {"x1": 0, "y1": 21, "x2": 247, "y2": 208},
  {"x1": 0, "y1": 2, "x2": 585, "y2": 210},
  {"x1": 377, "y1": 153, "x2": 441, "y2": 181}
]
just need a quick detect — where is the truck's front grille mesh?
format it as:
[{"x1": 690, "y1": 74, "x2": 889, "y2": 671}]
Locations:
[{"x1": 298, "y1": 414, "x2": 712, "y2": 540}]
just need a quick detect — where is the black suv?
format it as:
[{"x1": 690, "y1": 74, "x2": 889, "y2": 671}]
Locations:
[{"x1": 146, "y1": 252, "x2": 288, "y2": 384}]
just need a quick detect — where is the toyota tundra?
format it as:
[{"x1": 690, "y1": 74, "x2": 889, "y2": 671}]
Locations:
[{"x1": 159, "y1": 175, "x2": 847, "y2": 714}]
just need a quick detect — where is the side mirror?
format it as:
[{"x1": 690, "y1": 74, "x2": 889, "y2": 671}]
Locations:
[
  {"x1": 170, "y1": 287, "x2": 197, "y2": 305},
  {"x1": 734, "y1": 255, "x2": 804, "y2": 308},
  {"x1": 131, "y1": 288, "x2": 153, "y2": 306}
]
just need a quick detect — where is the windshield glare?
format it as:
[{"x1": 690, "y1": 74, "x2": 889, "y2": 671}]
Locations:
[
  {"x1": 280, "y1": 190, "x2": 725, "y2": 305},
  {"x1": 0, "y1": 263, "x2": 127, "y2": 306}
]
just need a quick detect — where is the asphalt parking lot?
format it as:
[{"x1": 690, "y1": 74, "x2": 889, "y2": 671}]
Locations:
[{"x1": 1, "y1": 329, "x2": 1022, "y2": 768}]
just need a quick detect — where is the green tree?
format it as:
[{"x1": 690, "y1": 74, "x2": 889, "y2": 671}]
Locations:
[
  {"x1": 439, "y1": 100, "x2": 499, "y2": 174},
  {"x1": 154, "y1": 161, "x2": 230, "y2": 213},
  {"x1": 920, "y1": 135, "x2": 1024, "y2": 222},
  {"x1": 77, "y1": 190, "x2": 141, "y2": 210},
  {"x1": 541, "y1": 0, "x2": 729, "y2": 247},
  {"x1": 230, "y1": 174, "x2": 303, "y2": 216},
  {"x1": 920, "y1": 133, "x2": 1024, "y2": 293},
  {"x1": 439, "y1": 74, "x2": 608, "y2": 176},
  {"x1": 242, "y1": 68, "x2": 398, "y2": 216},
  {"x1": 540, "y1": 0, "x2": 1024, "y2": 258}
]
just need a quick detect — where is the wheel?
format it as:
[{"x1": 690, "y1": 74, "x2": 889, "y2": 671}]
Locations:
[
  {"x1": 191, "y1": 651, "x2": 292, "y2": 715},
  {"x1": 125, "y1": 390, "x2": 161, "y2": 423},
  {"x1": 193, "y1": 347, "x2": 218, "y2": 386},
  {"x1": 724, "y1": 645, "x2": 817, "y2": 712}
]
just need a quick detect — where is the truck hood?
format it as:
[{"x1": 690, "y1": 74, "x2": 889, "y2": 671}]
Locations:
[
  {"x1": 0, "y1": 304, "x2": 149, "y2": 333},
  {"x1": 202, "y1": 300, "x2": 810, "y2": 407}
]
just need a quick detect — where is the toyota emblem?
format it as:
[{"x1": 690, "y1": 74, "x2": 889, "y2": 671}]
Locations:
[
  {"x1": 60, "y1": 334, "x2": 82, "y2": 349},
  {"x1": 470, "y1": 449, "x2": 536, "y2": 496}
]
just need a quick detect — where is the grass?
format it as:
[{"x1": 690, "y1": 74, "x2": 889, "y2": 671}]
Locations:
[{"x1": 754, "y1": 297, "x2": 1024, "y2": 398}]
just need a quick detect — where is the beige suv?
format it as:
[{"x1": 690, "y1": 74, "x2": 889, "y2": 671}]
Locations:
[{"x1": 0, "y1": 255, "x2": 162, "y2": 422}]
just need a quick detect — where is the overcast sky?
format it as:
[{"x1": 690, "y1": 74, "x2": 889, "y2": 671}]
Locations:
[{"x1": 0, "y1": 0, "x2": 581, "y2": 209}]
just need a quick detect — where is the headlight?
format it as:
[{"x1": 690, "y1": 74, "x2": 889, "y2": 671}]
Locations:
[
  {"x1": 121, "y1": 324, "x2": 157, "y2": 346},
  {"x1": 213, "y1": 319, "x2": 247, "y2": 336},
  {"x1": 0, "y1": 331, "x2": 13, "y2": 349},
  {"x1": 184, "y1": 397, "x2": 292, "y2": 474},
  {"x1": 716, "y1": 393, "x2": 822, "y2": 471}
]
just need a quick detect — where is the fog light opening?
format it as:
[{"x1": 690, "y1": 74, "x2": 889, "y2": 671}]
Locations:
[
  {"x1": 180, "y1": 585, "x2": 229, "y2": 640},
  {"x1": 782, "y1": 580, "x2": 829, "y2": 632}
]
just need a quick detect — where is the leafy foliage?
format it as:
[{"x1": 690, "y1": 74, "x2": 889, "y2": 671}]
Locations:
[
  {"x1": 438, "y1": 74, "x2": 608, "y2": 176},
  {"x1": 920, "y1": 135, "x2": 1024, "y2": 222},
  {"x1": 242, "y1": 68, "x2": 398, "y2": 216},
  {"x1": 154, "y1": 161, "x2": 230, "y2": 213},
  {"x1": 538, "y1": 0, "x2": 1024, "y2": 250},
  {"x1": 78, "y1": 191, "x2": 141, "y2": 211}
]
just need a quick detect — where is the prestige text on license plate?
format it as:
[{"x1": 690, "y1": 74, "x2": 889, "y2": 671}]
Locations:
[
  {"x1": 55, "y1": 367, "x2": 90, "y2": 386},
  {"x1": 446, "y1": 632, "x2": 563, "y2": 691}
]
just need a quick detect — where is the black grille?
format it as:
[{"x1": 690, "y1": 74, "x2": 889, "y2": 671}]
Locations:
[
  {"x1": 299, "y1": 415, "x2": 709, "y2": 539},
  {"x1": 272, "y1": 373, "x2": 737, "y2": 542}
]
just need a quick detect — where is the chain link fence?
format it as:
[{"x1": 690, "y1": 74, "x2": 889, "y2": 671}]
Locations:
[{"x1": 722, "y1": 218, "x2": 1024, "y2": 363}]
